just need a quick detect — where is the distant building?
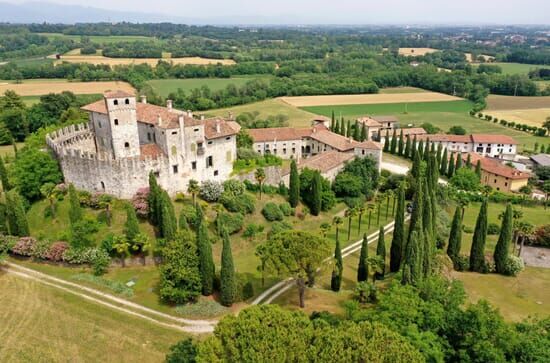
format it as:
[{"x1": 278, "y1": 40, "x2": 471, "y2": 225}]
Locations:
[
  {"x1": 356, "y1": 115, "x2": 399, "y2": 141},
  {"x1": 530, "y1": 154, "x2": 550, "y2": 168},
  {"x1": 414, "y1": 134, "x2": 518, "y2": 159}
]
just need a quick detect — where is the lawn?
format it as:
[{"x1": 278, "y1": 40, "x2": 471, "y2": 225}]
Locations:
[
  {"x1": 147, "y1": 76, "x2": 272, "y2": 97},
  {"x1": 474, "y1": 62, "x2": 542, "y2": 75},
  {"x1": 0, "y1": 272, "x2": 184, "y2": 362},
  {"x1": 302, "y1": 100, "x2": 473, "y2": 115}
]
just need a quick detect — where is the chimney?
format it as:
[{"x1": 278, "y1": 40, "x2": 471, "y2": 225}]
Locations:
[
  {"x1": 178, "y1": 114, "x2": 184, "y2": 127},
  {"x1": 200, "y1": 115, "x2": 205, "y2": 121},
  {"x1": 187, "y1": 110, "x2": 193, "y2": 118},
  {"x1": 228, "y1": 111, "x2": 234, "y2": 120},
  {"x1": 216, "y1": 120, "x2": 221, "y2": 133},
  {"x1": 166, "y1": 99, "x2": 172, "y2": 110},
  {"x1": 140, "y1": 95, "x2": 147, "y2": 104},
  {"x1": 348, "y1": 137, "x2": 353, "y2": 143},
  {"x1": 157, "y1": 114, "x2": 162, "y2": 127}
]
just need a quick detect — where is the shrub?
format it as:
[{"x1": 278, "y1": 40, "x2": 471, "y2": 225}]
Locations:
[
  {"x1": 242, "y1": 281, "x2": 254, "y2": 300},
  {"x1": 45, "y1": 241, "x2": 69, "y2": 262},
  {"x1": 72, "y1": 274, "x2": 132, "y2": 297},
  {"x1": 354, "y1": 281, "x2": 377, "y2": 303},
  {"x1": 453, "y1": 255, "x2": 470, "y2": 271},
  {"x1": 462, "y1": 225, "x2": 474, "y2": 234},
  {"x1": 62, "y1": 247, "x2": 108, "y2": 265},
  {"x1": 503, "y1": 255, "x2": 524, "y2": 276},
  {"x1": 533, "y1": 225, "x2": 550, "y2": 247},
  {"x1": 222, "y1": 180, "x2": 245, "y2": 196},
  {"x1": 199, "y1": 181, "x2": 224, "y2": 202},
  {"x1": 279, "y1": 202, "x2": 294, "y2": 216},
  {"x1": 11, "y1": 237, "x2": 37, "y2": 256},
  {"x1": 449, "y1": 125, "x2": 467, "y2": 135},
  {"x1": 243, "y1": 223, "x2": 265, "y2": 239},
  {"x1": 131, "y1": 187, "x2": 149, "y2": 218},
  {"x1": 90, "y1": 249, "x2": 111, "y2": 275},
  {"x1": 0, "y1": 235, "x2": 17, "y2": 254},
  {"x1": 261, "y1": 202, "x2": 284, "y2": 221},
  {"x1": 215, "y1": 212, "x2": 244, "y2": 235},
  {"x1": 220, "y1": 192, "x2": 255, "y2": 214},
  {"x1": 174, "y1": 299, "x2": 229, "y2": 318},
  {"x1": 268, "y1": 221, "x2": 293, "y2": 238},
  {"x1": 487, "y1": 222, "x2": 500, "y2": 235},
  {"x1": 179, "y1": 204, "x2": 199, "y2": 230},
  {"x1": 32, "y1": 239, "x2": 51, "y2": 260}
]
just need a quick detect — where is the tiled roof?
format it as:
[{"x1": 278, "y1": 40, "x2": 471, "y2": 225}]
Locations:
[
  {"x1": 104, "y1": 90, "x2": 135, "y2": 98},
  {"x1": 140, "y1": 143, "x2": 164, "y2": 159},
  {"x1": 462, "y1": 152, "x2": 530, "y2": 180},
  {"x1": 530, "y1": 154, "x2": 550, "y2": 167},
  {"x1": 471, "y1": 134, "x2": 518, "y2": 145},
  {"x1": 415, "y1": 134, "x2": 472, "y2": 143},
  {"x1": 357, "y1": 117, "x2": 382, "y2": 128},
  {"x1": 203, "y1": 118, "x2": 241, "y2": 140},
  {"x1": 310, "y1": 130, "x2": 357, "y2": 151},
  {"x1": 248, "y1": 127, "x2": 305, "y2": 142},
  {"x1": 372, "y1": 115, "x2": 399, "y2": 123},
  {"x1": 355, "y1": 140, "x2": 383, "y2": 150},
  {"x1": 380, "y1": 127, "x2": 427, "y2": 138},
  {"x1": 298, "y1": 150, "x2": 354, "y2": 173}
]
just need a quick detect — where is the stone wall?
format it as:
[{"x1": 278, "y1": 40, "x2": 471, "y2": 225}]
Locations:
[{"x1": 234, "y1": 165, "x2": 290, "y2": 187}]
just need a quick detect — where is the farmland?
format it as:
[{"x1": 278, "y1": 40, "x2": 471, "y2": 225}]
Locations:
[
  {"x1": 475, "y1": 62, "x2": 542, "y2": 75},
  {"x1": 53, "y1": 54, "x2": 235, "y2": 67},
  {"x1": 485, "y1": 95, "x2": 550, "y2": 128},
  {"x1": 147, "y1": 76, "x2": 272, "y2": 97},
  {"x1": 37, "y1": 33, "x2": 157, "y2": 44},
  {"x1": 0, "y1": 79, "x2": 135, "y2": 96},
  {"x1": 398, "y1": 47, "x2": 439, "y2": 56}
]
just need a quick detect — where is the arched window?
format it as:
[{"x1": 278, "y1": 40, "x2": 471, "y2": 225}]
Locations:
[
  {"x1": 100, "y1": 181, "x2": 105, "y2": 191},
  {"x1": 125, "y1": 98, "x2": 130, "y2": 105},
  {"x1": 114, "y1": 119, "x2": 119, "y2": 125},
  {"x1": 113, "y1": 100, "x2": 118, "y2": 105},
  {"x1": 124, "y1": 142, "x2": 130, "y2": 148}
]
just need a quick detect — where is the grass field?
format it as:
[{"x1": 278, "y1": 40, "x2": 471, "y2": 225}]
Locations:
[
  {"x1": 487, "y1": 95, "x2": 550, "y2": 110},
  {"x1": 379, "y1": 87, "x2": 428, "y2": 94},
  {"x1": 302, "y1": 100, "x2": 472, "y2": 115},
  {"x1": 147, "y1": 76, "x2": 272, "y2": 97},
  {"x1": 54, "y1": 55, "x2": 235, "y2": 67},
  {"x1": 281, "y1": 92, "x2": 462, "y2": 107},
  {"x1": 398, "y1": 48, "x2": 439, "y2": 56},
  {"x1": 475, "y1": 62, "x2": 542, "y2": 75},
  {"x1": 0, "y1": 273, "x2": 184, "y2": 362},
  {"x1": 0, "y1": 80, "x2": 135, "y2": 96},
  {"x1": 36, "y1": 33, "x2": 156, "y2": 44}
]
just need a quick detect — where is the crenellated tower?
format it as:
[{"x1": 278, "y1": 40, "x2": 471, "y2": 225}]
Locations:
[{"x1": 104, "y1": 91, "x2": 140, "y2": 159}]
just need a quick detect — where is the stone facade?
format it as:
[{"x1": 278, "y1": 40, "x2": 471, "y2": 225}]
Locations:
[{"x1": 48, "y1": 91, "x2": 240, "y2": 198}]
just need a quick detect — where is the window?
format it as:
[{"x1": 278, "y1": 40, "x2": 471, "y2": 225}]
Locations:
[
  {"x1": 206, "y1": 156, "x2": 213, "y2": 168},
  {"x1": 273, "y1": 149, "x2": 277, "y2": 154},
  {"x1": 125, "y1": 98, "x2": 130, "y2": 105},
  {"x1": 154, "y1": 171, "x2": 160, "y2": 178},
  {"x1": 208, "y1": 141, "x2": 213, "y2": 145},
  {"x1": 283, "y1": 148, "x2": 287, "y2": 154},
  {"x1": 147, "y1": 133, "x2": 152, "y2": 141},
  {"x1": 171, "y1": 131, "x2": 178, "y2": 135},
  {"x1": 98, "y1": 121, "x2": 102, "y2": 128},
  {"x1": 124, "y1": 142, "x2": 130, "y2": 148},
  {"x1": 494, "y1": 179, "x2": 497, "y2": 183},
  {"x1": 505, "y1": 182, "x2": 508, "y2": 187},
  {"x1": 114, "y1": 119, "x2": 119, "y2": 126},
  {"x1": 191, "y1": 161, "x2": 197, "y2": 170},
  {"x1": 197, "y1": 142, "x2": 203, "y2": 148},
  {"x1": 226, "y1": 136, "x2": 231, "y2": 140},
  {"x1": 100, "y1": 181, "x2": 105, "y2": 191},
  {"x1": 292, "y1": 148, "x2": 296, "y2": 154},
  {"x1": 214, "y1": 170, "x2": 219, "y2": 176},
  {"x1": 172, "y1": 165, "x2": 178, "y2": 174},
  {"x1": 113, "y1": 100, "x2": 118, "y2": 105},
  {"x1": 194, "y1": 128, "x2": 199, "y2": 132}
]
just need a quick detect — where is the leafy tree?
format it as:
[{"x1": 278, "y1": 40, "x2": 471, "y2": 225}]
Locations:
[
  {"x1": 11, "y1": 147, "x2": 62, "y2": 201},
  {"x1": 5, "y1": 189, "x2": 29, "y2": 236},
  {"x1": 357, "y1": 233, "x2": 369, "y2": 282},
  {"x1": 68, "y1": 184, "x2": 82, "y2": 225},
  {"x1": 288, "y1": 159, "x2": 300, "y2": 208},
  {"x1": 256, "y1": 230, "x2": 331, "y2": 308},
  {"x1": 70, "y1": 218, "x2": 99, "y2": 249},
  {"x1": 40, "y1": 182, "x2": 57, "y2": 218},
  {"x1": 196, "y1": 205, "x2": 214, "y2": 295},
  {"x1": 447, "y1": 206, "x2": 463, "y2": 267},
  {"x1": 220, "y1": 228, "x2": 236, "y2": 306},
  {"x1": 165, "y1": 338, "x2": 197, "y2": 363},
  {"x1": 112, "y1": 235, "x2": 130, "y2": 267},
  {"x1": 449, "y1": 125, "x2": 466, "y2": 135},
  {"x1": 332, "y1": 172, "x2": 363, "y2": 198},
  {"x1": 255, "y1": 167, "x2": 266, "y2": 200},
  {"x1": 310, "y1": 171, "x2": 322, "y2": 216},
  {"x1": 332, "y1": 216, "x2": 343, "y2": 242},
  {"x1": 0, "y1": 108, "x2": 28, "y2": 141},
  {"x1": 390, "y1": 184, "x2": 405, "y2": 272},
  {"x1": 344, "y1": 207, "x2": 357, "y2": 240},
  {"x1": 341, "y1": 156, "x2": 379, "y2": 196},
  {"x1": 450, "y1": 168, "x2": 480, "y2": 191},
  {"x1": 470, "y1": 199, "x2": 488, "y2": 272},
  {"x1": 124, "y1": 203, "x2": 140, "y2": 244},
  {"x1": 0, "y1": 157, "x2": 11, "y2": 191},
  {"x1": 494, "y1": 204, "x2": 513, "y2": 274},
  {"x1": 300, "y1": 168, "x2": 336, "y2": 212},
  {"x1": 374, "y1": 226, "x2": 386, "y2": 280}
]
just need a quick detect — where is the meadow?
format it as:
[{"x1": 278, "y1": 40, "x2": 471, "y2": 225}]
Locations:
[
  {"x1": 147, "y1": 76, "x2": 272, "y2": 97},
  {"x1": 475, "y1": 62, "x2": 542, "y2": 75},
  {"x1": 485, "y1": 94, "x2": 550, "y2": 128}
]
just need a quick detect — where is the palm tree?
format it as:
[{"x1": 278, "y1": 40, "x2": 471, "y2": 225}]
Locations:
[
  {"x1": 187, "y1": 179, "x2": 200, "y2": 205},
  {"x1": 255, "y1": 168, "x2": 266, "y2": 200},
  {"x1": 357, "y1": 205, "x2": 365, "y2": 234},
  {"x1": 320, "y1": 222, "x2": 331, "y2": 238},
  {"x1": 375, "y1": 194, "x2": 384, "y2": 226},
  {"x1": 113, "y1": 235, "x2": 130, "y2": 268},
  {"x1": 516, "y1": 221, "x2": 534, "y2": 257},
  {"x1": 332, "y1": 216, "x2": 343, "y2": 242},
  {"x1": 40, "y1": 182, "x2": 57, "y2": 218},
  {"x1": 456, "y1": 193, "x2": 470, "y2": 219},
  {"x1": 366, "y1": 203, "x2": 375, "y2": 229},
  {"x1": 344, "y1": 207, "x2": 357, "y2": 240}
]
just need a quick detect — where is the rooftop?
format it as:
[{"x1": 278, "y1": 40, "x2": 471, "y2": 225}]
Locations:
[
  {"x1": 372, "y1": 115, "x2": 399, "y2": 123},
  {"x1": 380, "y1": 127, "x2": 427, "y2": 138},
  {"x1": 462, "y1": 152, "x2": 530, "y2": 180},
  {"x1": 309, "y1": 129, "x2": 358, "y2": 152},
  {"x1": 104, "y1": 90, "x2": 134, "y2": 99},
  {"x1": 530, "y1": 153, "x2": 550, "y2": 167},
  {"x1": 298, "y1": 150, "x2": 355, "y2": 173},
  {"x1": 471, "y1": 134, "x2": 518, "y2": 145},
  {"x1": 357, "y1": 116, "x2": 382, "y2": 128}
]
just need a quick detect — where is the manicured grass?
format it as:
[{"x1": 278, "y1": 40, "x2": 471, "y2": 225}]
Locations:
[
  {"x1": 474, "y1": 62, "x2": 543, "y2": 75},
  {"x1": 36, "y1": 33, "x2": 156, "y2": 44},
  {"x1": 147, "y1": 76, "x2": 272, "y2": 97},
  {"x1": 302, "y1": 100, "x2": 473, "y2": 116},
  {"x1": 0, "y1": 273, "x2": 184, "y2": 362},
  {"x1": 208, "y1": 98, "x2": 319, "y2": 127}
]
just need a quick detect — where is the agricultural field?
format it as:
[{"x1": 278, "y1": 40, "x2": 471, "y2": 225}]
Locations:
[
  {"x1": 464, "y1": 53, "x2": 495, "y2": 63},
  {"x1": 147, "y1": 76, "x2": 272, "y2": 97},
  {"x1": 485, "y1": 94, "x2": 550, "y2": 128},
  {"x1": 36, "y1": 32, "x2": 157, "y2": 44},
  {"x1": 302, "y1": 100, "x2": 473, "y2": 115},
  {"x1": 475, "y1": 62, "x2": 542, "y2": 75},
  {"x1": 53, "y1": 54, "x2": 235, "y2": 67},
  {"x1": 0, "y1": 273, "x2": 184, "y2": 363},
  {"x1": 379, "y1": 87, "x2": 428, "y2": 94},
  {"x1": 0, "y1": 79, "x2": 135, "y2": 96},
  {"x1": 398, "y1": 47, "x2": 439, "y2": 56}
]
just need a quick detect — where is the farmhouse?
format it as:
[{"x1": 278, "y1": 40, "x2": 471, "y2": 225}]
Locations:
[
  {"x1": 47, "y1": 91, "x2": 240, "y2": 198},
  {"x1": 356, "y1": 115, "x2": 399, "y2": 141},
  {"x1": 413, "y1": 134, "x2": 518, "y2": 159}
]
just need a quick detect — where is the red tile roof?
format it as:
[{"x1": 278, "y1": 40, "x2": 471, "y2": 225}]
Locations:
[
  {"x1": 248, "y1": 127, "x2": 305, "y2": 142},
  {"x1": 380, "y1": 127, "x2": 427, "y2": 138},
  {"x1": 203, "y1": 118, "x2": 241, "y2": 140},
  {"x1": 310, "y1": 130, "x2": 357, "y2": 151},
  {"x1": 355, "y1": 140, "x2": 383, "y2": 150},
  {"x1": 104, "y1": 90, "x2": 134, "y2": 98},
  {"x1": 140, "y1": 143, "x2": 164, "y2": 159},
  {"x1": 462, "y1": 152, "x2": 530, "y2": 180},
  {"x1": 372, "y1": 115, "x2": 399, "y2": 123},
  {"x1": 471, "y1": 134, "x2": 518, "y2": 145},
  {"x1": 298, "y1": 150, "x2": 354, "y2": 173},
  {"x1": 357, "y1": 117, "x2": 382, "y2": 127},
  {"x1": 415, "y1": 134, "x2": 472, "y2": 143}
]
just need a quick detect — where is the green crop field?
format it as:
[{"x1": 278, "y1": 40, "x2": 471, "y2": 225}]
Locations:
[
  {"x1": 35, "y1": 33, "x2": 156, "y2": 44},
  {"x1": 147, "y1": 76, "x2": 272, "y2": 97},
  {"x1": 302, "y1": 100, "x2": 473, "y2": 115},
  {"x1": 475, "y1": 62, "x2": 542, "y2": 75}
]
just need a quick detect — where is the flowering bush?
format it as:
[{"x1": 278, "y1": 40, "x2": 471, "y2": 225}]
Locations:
[
  {"x1": 46, "y1": 241, "x2": 69, "y2": 262},
  {"x1": 200, "y1": 181, "x2": 224, "y2": 202},
  {"x1": 503, "y1": 255, "x2": 524, "y2": 276},
  {"x1": 79, "y1": 191, "x2": 114, "y2": 209},
  {"x1": 55, "y1": 183, "x2": 68, "y2": 195},
  {"x1": 132, "y1": 187, "x2": 150, "y2": 218},
  {"x1": 0, "y1": 235, "x2": 18, "y2": 253},
  {"x1": 32, "y1": 239, "x2": 51, "y2": 260},
  {"x1": 62, "y1": 247, "x2": 111, "y2": 267},
  {"x1": 11, "y1": 237, "x2": 37, "y2": 256}
]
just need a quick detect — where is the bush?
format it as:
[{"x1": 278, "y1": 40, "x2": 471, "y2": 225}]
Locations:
[
  {"x1": 32, "y1": 239, "x2": 51, "y2": 260},
  {"x1": 487, "y1": 222, "x2": 500, "y2": 235},
  {"x1": 11, "y1": 237, "x2": 37, "y2": 256},
  {"x1": 199, "y1": 181, "x2": 224, "y2": 202},
  {"x1": 462, "y1": 225, "x2": 474, "y2": 234},
  {"x1": 533, "y1": 225, "x2": 550, "y2": 247},
  {"x1": 243, "y1": 223, "x2": 265, "y2": 239},
  {"x1": 72, "y1": 274, "x2": 132, "y2": 296},
  {"x1": 449, "y1": 125, "x2": 467, "y2": 135},
  {"x1": 222, "y1": 180, "x2": 245, "y2": 196},
  {"x1": 242, "y1": 281, "x2": 254, "y2": 300},
  {"x1": 131, "y1": 187, "x2": 149, "y2": 218},
  {"x1": 174, "y1": 300, "x2": 229, "y2": 318},
  {"x1": 279, "y1": 202, "x2": 294, "y2": 216},
  {"x1": 453, "y1": 255, "x2": 470, "y2": 271},
  {"x1": 62, "y1": 247, "x2": 108, "y2": 265},
  {"x1": 90, "y1": 248, "x2": 111, "y2": 275},
  {"x1": 503, "y1": 255, "x2": 524, "y2": 276},
  {"x1": 354, "y1": 281, "x2": 377, "y2": 303},
  {"x1": 261, "y1": 202, "x2": 284, "y2": 221},
  {"x1": 45, "y1": 241, "x2": 69, "y2": 262},
  {"x1": 268, "y1": 221, "x2": 293, "y2": 238},
  {"x1": 0, "y1": 235, "x2": 17, "y2": 254},
  {"x1": 220, "y1": 192, "x2": 255, "y2": 214},
  {"x1": 215, "y1": 212, "x2": 244, "y2": 235}
]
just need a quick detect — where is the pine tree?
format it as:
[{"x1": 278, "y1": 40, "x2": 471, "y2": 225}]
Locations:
[
  {"x1": 311, "y1": 172, "x2": 322, "y2": 216},
  {"x1": 353, "y1": 120, "x2": 361, "y2": 141},
  {"x1": 447, "y1": 206, "x2": 463, "y2": 267},
  {"x1": 0, "y1": 157, "x2": 11, "y2": 191},
  {"x1": 331, "y1": 235, "x2": 343, "y2": 291},
  {"x1": 494, "y1": 203, "x2": 513, "y2": 274},
  {"x1": 455, "y1": 152, "x2": 463, "y2": 171},
  {"x1": 220, "y1": 228, "x2": 235, "y2": 306},
  {"x1": 404, "y1": 136, "x2": 411, "y2": 158},
  {"x1": 360, "y1": 123, "x2": 367, "y2": 141},
  {"x1": 68, "y1": 184, "x2": 82, "y2": 225},
  {"x1": 475, "y1": 160, "x2": 482, "y2": 179},
  {"x1": 357, "y1": 233, "x2": 369, "y2": 282},
  {"x1": 383, "y1": 133, "x2": 390, "y2": 152},
  {"x1": 390, "y1": 184, "x2": 405, "y2": 272},
  {"x1": 470, "y1": 199, "x2": 488, "y2": 272},
  {"x1": 374, "y1": 226, "x2": 386, "y2": 280},
  {"x1": 197, "y1": 207, "x2": 214, "y2": 295},
  {"x1": 397, "y1": 129, "x2": 404, "y2": 156},
  {"x1": 466, "y1": 153, "x2": 472, "y2": 168},
  {"x1": 5, "y1": 189, "x2": 29, "y2": 236},
  {"x1": 288, "y1": 159, "x2": 300, "y2": 208},
  {"x1": 440, "y1": 148, "x2": 448, "y2": 176},
  {"x1": 124, "y1": 204, "x2": 140, "y2": 244},
  {"x1": 178, "y1": 209, "x2": 189, "y2": 230},
  {"x1": 447, "y1": 152, "x2": 456, "y2": 178},
  {"x1": 411, "y1": 136, "x2": 417, "y2": 160}
]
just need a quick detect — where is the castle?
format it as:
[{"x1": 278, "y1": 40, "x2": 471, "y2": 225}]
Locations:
[{"x1": 47, "y1": 91, "x2": 240, "y2": 198}]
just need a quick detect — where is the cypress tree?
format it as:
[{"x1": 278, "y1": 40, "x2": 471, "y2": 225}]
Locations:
[
  {"x1": 447, "y1": 206, "x2": 463, "y2": 266},
  {"x1": 430, "y1": 141, "x2": 436, "y2": 154},
  {"x1": 390, "y1": 129, "x2": 397, "y2": 154},
  {"x1": 353, "y1": 120, "x2": 361, "y2": 141},
  {"x1": 341, "y1": 119, "x2": 347, "y2": 136},
  {"x1": 68, "y1": 184, "x2": 82, "y2": 225},
  {"x1": 334, "y1": 118, "x2": 340, "y2": 134},
  {"x1": 404, "y1": 136, "x2": 411, "y2": 158},
  {"x1": 398, "y1": 129, "x2": 404, "y2": 156},
  {"x1": 390, "y1": 184, "x2": 405, "y2": 272},
  {"x1": 330, "y1": 110, "x2": 335, "y2": 131},
  {"x1": 423, "y1": 139, "x2": 430, "y2": 162},
  {"x1": 357, "y1": 233, "x2": 369, "y2": 282},
  {"x1": 475, "y1": 160, "x2": 482, "y2": 179},
  {"x1": 0, "y1": 157, "x2": 11, "y2": 191},
  {"x1": 220, "y1": 228, "x2": 235, "y2": 306},
  {"x1": 407, "y1": 178, "x2": 424, "y2": 252},
  {"x1": 331, "y1": 235, "x2": 343, "y2": 291},
  {"x1": 455, "y1": 152, "x2": 463, "y2": 171},
  {"x1": 418, "y1": 140, "x2": 424, "y2": 160},
  {"x1": 148, "y1": 172, "x2": 161, "y2": 225},
  {"x1": 346, "y1": 120, "x2": 351, "y2": 137},
  {"x1": 159, "y1": 191, "x2": 177, "y2": 240},
  {"x1": 360, "y1": 123, "x2": 367, "y2": 141},
  {"x1": 411, "y1": 136, "x2": 417, "y2": 160},
  {"x1": 440, "y1": 148, "x2": 448, "y2": 176},
  {"x1": 466, "y1": 153, "x2": 472, "y2": 168},
  {"x1": 374, "y1": 226, "x2": 386, "y2": 280},
  {"x1": 436, "y1": 143, "x2": 443, "y2": 168},
  {"x1": 5, "y1": 189, "x2": 29, "y2": 236},
  {"x1": 288, "y1": 159, "x2": 300, "y2": 208},
  {"x1": 447, "y1": 152, "x2": 456, "y2": 178},
  {"x1": 383, "y1": 133, "x2": 390, "y2": 152},
  {"x1": 470, "y1": 199, "x2": 488, "y2": 272},
  {"x1": 402, "y1": 230, "x2": 423, "y2": 286},
  {"x1": 178, "y1": 209, "x2": 189, "y2": 230},
  {"x1": 494, "y1": 204, "x2": 513, "y2": 274},
  {"x1": 311, "y1": 172, "x2": 322, "y2": 216},
  {"x1": 124, "y1": 204, "x2": 140, "y2": 244},
  {"x1": 422, "y1": 179, "x2": 433, "y2": 276},
  {"x1": 411, "y1": 149, "x2": 421, "y2": 179},
  {"x1": 197, "y1": 207, "x2": 214, "y2": 295}
]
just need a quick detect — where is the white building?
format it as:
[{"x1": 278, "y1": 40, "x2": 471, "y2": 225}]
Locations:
[{"x1": 414, "y1": 134, "x2": 518, "y2": 159}]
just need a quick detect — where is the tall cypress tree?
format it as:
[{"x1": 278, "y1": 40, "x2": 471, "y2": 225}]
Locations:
[
  {"x1": 374, "y1": 226, "x2": 386, "y2": 280},
  {"x1": 411, "y1": 136, "x2": 418, "y2": 160},
  {"x1": 124, "y1": 204, "x2": 140, "y2": 244},
  {"x1": 68, "y1": 184, "x2": 82, "y2": 226},
  {"x1": 404, "y1": 136, "x2": 411, "y2": 158},
  {"x1": 360, "y1": 123, "x2": 367, "y2": 141},
  {"x1": 411, "y1": 149, "x2": 422, "y2": 179},
  {"x1": 288, "y1": 159, "x2": 300, "y2": 208},
  {"x1": 178, "y1": 209, "x2": 189, "y2": 230},
  {"x1": 470, "y1": 199, "x2": 488, "y2": 272},
  {"x1": 440, "y1": 148, "x2": 448, "y2": 176},
  {"x1": 494, "y1": 204, "x2": 513, "y2": 274},
  {"x1": 331, "y1": 235, "x2": 343, "y2": 291},
  {"x1": 390, "y1": 184, "x2": 405, "y2": 272},
  {"x1": 220, "y1": 228, "x2": 235, "y2": 306},
  {"x1": 311, "y1": 172, "x2": 322, "y2": 216},
  {"x1": 6, "y1": 189, "x2": 29, "y2": 236},
  {"x1": 353, "y1": 120, "x2": 361, "y2": 141},
  {"x1": 0, "y1": 157, "x2": 11, "y2": 191},
  {"x1": 447, "y1": 206, "x2": 463, "y2": 267},
  {"x1": 402, "y1": 229, "x2": 423, "y2": 286},
  {"x1": 334, "y1": 118, "x2": 340, "y2": 135},
  {"x1": 455, "y1": 152, "x2": 463, "y2": 171},
  {"x1": 383, "y1": 133, "x2": 390, "y2": 152},
  {"x1": 159, "y1": 191, "x2": 177, "y2": 240},
  {"x1": 447, "y1": 152, "x2": 456, "y2": 178},
  {"x1": 357, "y1": 233, "x2": 369, "y2": 282},
  {"x1": 436, "y1": 143, "x2": 443, "y2": 168},
  {"x1": 148, "y1": 172, "x2": 161, "y2": 225},
  {"x1": 423, "y1": 139, "x2": 431, "y2": 162},
  {"x1": 421, "y1": 179, "x2": 433, "y2": 276},
  {"x1": 390, "y1": 129, "x2": 397, "y2": 154},
  {"x1": 330, "y1": 110, "x2": 335, "y2": 131},
  {"x1": 196, "y1": 205, "x2": 214, "y2": 295},
  {"x1": 346, "y1": 120, "x2": 351, "y2": 137},
  {"x1": 407, "y1": 178, "x2": 424, "y2": 253},
  {"x1": 418, "y1": 140, "x2": 424, "y2": 160},
  {"x1": 475, "y1": 160, "x2": 482, "y2": 179},
  {"x1": 397, "y1": 129, "x2": 404, "y2": 156},
  {"x1": 466, "y1": 153, "x2": 472, "y2": 168}
]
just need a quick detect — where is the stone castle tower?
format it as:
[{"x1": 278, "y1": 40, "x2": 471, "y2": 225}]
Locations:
[{"x1": 103, "y1": 91, "x2": 140, "y2": 159}]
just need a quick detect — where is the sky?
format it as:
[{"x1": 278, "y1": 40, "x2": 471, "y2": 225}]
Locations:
[{"x1": 5, "y1": 0, "x2": 550, "y2": 24}]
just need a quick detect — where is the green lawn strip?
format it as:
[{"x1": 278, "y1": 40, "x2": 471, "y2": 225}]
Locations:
[
  {"x1": 302, "y1": 100, "x2": 473, "y2": 116},
  {"x1": 474, "y1": 62, "x2": 543, "y2": 75}
]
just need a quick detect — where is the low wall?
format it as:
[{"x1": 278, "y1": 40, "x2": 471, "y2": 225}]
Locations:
[{"x1": 234, "y1": 165, "x2": 290, "y2": 187}]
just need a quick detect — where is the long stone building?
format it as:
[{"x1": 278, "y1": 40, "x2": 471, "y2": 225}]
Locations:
[{"x1": 47, "y1": 91, "x2": 240, "y2": 198}]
